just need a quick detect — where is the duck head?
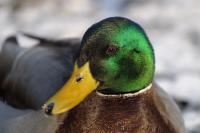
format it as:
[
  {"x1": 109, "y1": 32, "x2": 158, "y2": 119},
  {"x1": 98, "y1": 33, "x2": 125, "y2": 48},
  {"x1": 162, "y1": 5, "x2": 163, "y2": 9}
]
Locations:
[{"x1": 43, "y1": 17, "x2": 155, "y2": 115}]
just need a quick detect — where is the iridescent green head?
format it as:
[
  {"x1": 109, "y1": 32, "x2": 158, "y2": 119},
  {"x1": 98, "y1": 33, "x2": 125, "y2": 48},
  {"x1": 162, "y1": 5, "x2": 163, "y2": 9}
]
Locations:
[
  {"x1": 78, "y1": 17, "x2": 155, "y2": 94},
  {"x1": 44, "y1": 17, "x2": 155, "y2": 115}
]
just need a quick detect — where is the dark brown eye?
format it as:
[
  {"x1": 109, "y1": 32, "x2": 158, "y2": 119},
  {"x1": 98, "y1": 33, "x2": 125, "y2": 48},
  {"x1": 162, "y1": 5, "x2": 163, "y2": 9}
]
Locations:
[
  {"x1": 105, "y1": 45, "x2": 119, "y2": 56},
  {"x1": 133, "y1": 48, "x2": 140, "y2": 53}
]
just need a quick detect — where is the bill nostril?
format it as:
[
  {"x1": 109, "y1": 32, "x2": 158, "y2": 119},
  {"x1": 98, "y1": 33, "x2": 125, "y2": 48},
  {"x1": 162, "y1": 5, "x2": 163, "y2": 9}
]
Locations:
[{"x1": 44, "y1": 103, "x2": 54, "y2": 115}]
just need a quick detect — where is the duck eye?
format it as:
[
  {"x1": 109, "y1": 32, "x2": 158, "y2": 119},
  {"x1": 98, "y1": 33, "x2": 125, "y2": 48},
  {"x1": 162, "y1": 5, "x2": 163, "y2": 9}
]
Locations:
[
  {"x1": 133, "y1": 48, "x2": 140, "y2": 53},
  {"x1": 105, "y1": 45, "x2": 119, "y2": 56},
  {"x1": 76, "y1": 75, "x2": 83, "y2": 83}
]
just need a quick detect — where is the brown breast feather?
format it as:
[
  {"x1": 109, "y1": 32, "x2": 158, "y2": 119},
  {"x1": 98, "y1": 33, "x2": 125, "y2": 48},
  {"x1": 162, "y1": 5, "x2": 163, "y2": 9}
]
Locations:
[{"x1": 56, "y1": 83, "x2": 185, "y2": 133}]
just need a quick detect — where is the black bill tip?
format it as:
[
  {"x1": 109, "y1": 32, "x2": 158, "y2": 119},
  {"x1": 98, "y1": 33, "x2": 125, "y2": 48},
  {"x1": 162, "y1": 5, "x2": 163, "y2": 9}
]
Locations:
[{"x1": 43, "y1": 103, "x2": 54, "y2": 115}]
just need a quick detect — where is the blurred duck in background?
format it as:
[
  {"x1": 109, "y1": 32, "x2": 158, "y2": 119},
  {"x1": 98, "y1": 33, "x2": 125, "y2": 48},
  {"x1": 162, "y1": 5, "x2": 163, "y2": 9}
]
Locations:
[
  {"x1": 0, "y1": 33, "x2": 81, "y2": 133},
  {"x1": 0, "y1": 17, "x2": 185, "y2": 133}
]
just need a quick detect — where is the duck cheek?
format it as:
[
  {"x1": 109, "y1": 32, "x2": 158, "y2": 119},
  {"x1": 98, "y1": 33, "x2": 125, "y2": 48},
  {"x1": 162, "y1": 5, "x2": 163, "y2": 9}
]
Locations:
[{"x1": 90, "y1": 61, "x2": 106, "y2": 80}]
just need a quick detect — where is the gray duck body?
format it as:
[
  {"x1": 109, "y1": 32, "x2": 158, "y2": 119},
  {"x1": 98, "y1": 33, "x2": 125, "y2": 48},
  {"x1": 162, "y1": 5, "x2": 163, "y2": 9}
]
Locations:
[
  {"x1": 0, "y1": 34, "x2": 80, "y2": 133},
  {"x1": 0, "y1": 35, "x2": 81, "y2": 109}
]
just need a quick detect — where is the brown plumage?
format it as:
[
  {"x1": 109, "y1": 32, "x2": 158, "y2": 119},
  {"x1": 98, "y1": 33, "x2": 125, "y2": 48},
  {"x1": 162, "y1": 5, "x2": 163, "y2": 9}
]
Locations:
[{"x1": 56, "y1": 83, "x2": 185, "y2": 133}]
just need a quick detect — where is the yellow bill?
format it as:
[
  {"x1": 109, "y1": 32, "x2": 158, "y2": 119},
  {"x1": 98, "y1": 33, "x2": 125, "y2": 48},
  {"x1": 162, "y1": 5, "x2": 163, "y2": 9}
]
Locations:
[{"x1": 43, "y1": 62, "x2": 99, "y2": 115}]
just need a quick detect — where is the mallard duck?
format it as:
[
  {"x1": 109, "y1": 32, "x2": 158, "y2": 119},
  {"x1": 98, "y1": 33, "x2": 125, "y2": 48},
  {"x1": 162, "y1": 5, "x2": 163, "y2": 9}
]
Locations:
[
  {"x1": 0, "y1": 17, "x2": 185, "y2": 133},
  {"x1": 43, "y1": 17, "x2": 186, "y2": 133},
  {"x1": 0, "y1": 35, "x2": 80, "y2": 109},
  {"x1": 0, "y1": 35, "x2": 80, "y2": 133}
]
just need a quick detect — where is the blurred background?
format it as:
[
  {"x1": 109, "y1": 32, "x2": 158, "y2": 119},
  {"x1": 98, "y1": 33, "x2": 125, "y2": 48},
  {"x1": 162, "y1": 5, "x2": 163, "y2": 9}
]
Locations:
[{"x1": 0, "y1": 0, "x2": 200, "y2": 132}]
